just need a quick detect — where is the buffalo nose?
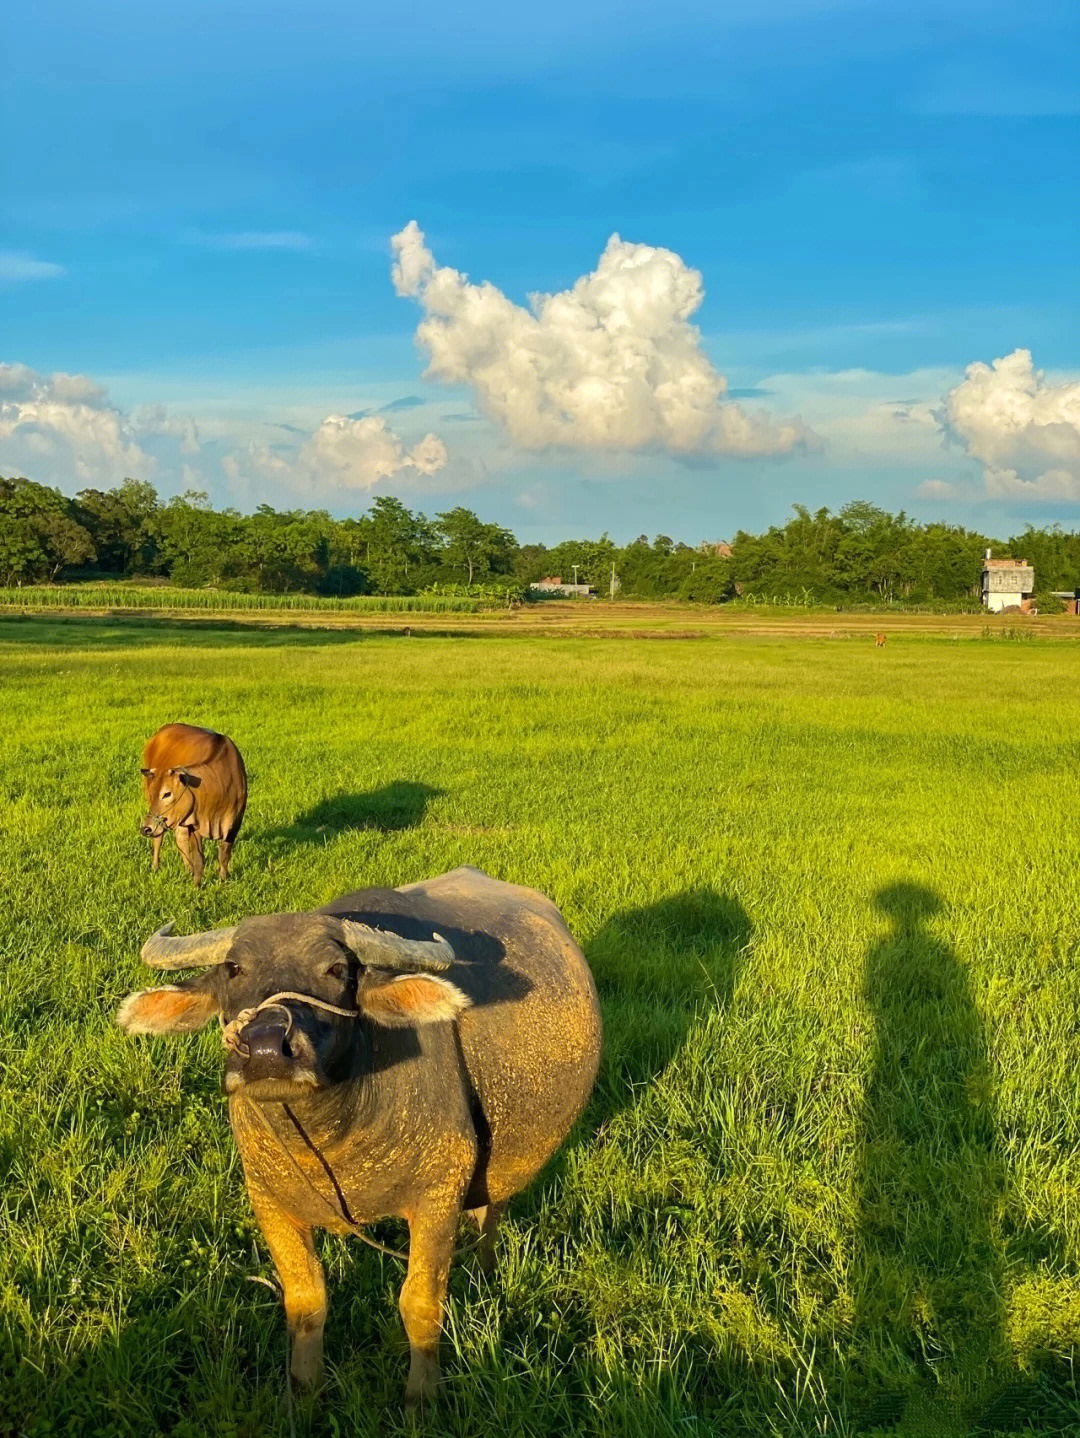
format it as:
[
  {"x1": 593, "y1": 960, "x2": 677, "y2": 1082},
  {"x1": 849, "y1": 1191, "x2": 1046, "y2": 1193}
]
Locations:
[{"x1": 241, "y1": 1020, "x2": 293, "y2": 1076}]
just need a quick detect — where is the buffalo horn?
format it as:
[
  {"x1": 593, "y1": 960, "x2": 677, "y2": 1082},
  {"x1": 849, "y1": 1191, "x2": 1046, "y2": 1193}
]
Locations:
[
  {"x1": 339, "y1": 919, "x2": 455, "y2": 972},
  {"x1": 141, "y1": 921, "x2": 238, "y2": 969}
]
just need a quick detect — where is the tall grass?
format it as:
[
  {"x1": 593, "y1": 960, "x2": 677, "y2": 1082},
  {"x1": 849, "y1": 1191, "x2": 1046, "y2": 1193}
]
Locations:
[
  {"x1": 1, "y1": 618, "x2": 1079, "y2": 1436},
  {"x1": 0, "y1": 585, "x2": 488, "y2": 614}
]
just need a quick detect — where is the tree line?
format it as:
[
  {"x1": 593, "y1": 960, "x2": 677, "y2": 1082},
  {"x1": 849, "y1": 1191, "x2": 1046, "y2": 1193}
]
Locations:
[{"x1": 3, "y1": 475, "x2": 1080, "y2": 607}]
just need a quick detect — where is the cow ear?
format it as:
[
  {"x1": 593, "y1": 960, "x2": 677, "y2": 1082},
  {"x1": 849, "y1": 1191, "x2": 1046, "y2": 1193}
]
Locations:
[
  {"x1": 115, "y1": 970, "x2": 220, "y2": 1035},
  {"x1": 358, "y1": 973, "x2": 471, "y2": 1028},
  {"x1": 170, "y1": 768, "x2": 202, "y2": 788}
]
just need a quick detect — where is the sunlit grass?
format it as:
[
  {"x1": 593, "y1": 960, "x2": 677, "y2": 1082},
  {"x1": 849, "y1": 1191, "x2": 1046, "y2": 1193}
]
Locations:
[{"x1": 2, "y1": 617, "x2": 1079, "y2": 1436}]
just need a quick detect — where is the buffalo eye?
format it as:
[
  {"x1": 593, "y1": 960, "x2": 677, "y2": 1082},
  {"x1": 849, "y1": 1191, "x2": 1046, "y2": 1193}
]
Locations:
[
  {"x1": 326, "y1": 961, "x2": 349, "y2": 982},
  {"x1": 224, "y1": 960, "x2": 242, "y2": 979}
]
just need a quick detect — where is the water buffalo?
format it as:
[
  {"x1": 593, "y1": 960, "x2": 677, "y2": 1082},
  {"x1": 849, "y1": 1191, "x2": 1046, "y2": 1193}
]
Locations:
[
  {"x1": 140, "y1": 724, "x2": 247, "y2": 884},
  {"x1": 115, "y1": 866, "x2": 602, "y2": 1408}
]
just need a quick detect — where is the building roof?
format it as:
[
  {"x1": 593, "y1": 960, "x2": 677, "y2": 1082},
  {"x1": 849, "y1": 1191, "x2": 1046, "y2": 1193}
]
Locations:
[{"x1": 983, "y1": 557, "x2": 1029, "y2": 569}]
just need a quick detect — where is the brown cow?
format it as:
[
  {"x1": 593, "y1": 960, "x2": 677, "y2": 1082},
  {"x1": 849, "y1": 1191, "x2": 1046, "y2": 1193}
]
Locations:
[
  {"x1": 875, "y1": 633, "x2": 886, "y2": 647},
  {"x1": 140, "y1": 724, "x2": 247, "y2": 885}
]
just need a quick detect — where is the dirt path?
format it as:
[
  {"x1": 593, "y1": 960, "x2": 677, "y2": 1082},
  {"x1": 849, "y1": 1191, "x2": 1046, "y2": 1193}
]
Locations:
[{"x1": 4, "y1": 601, "x2": 1080, "y2": 641}]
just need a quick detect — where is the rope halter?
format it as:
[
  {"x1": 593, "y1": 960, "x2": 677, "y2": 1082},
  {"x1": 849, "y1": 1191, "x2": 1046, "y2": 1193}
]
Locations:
[{"x1": 221, "y1": 990, "x2": 358, "y2": 1057}]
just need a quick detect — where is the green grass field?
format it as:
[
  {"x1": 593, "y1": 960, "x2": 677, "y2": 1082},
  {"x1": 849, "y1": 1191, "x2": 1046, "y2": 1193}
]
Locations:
[{"x1": 2, "y1": 615, "x2": 1080, "y2": 1437}]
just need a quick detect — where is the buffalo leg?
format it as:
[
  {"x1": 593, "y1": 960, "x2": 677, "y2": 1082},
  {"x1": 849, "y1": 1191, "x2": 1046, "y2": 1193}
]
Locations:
[
  {"x1": 218, "y1": 839, "x2": 234, "y2": 880},
  {"x1": 399, "y1": 1207, "x2": 458, "y2": 1408},
  {"x1": 250, "y1": 1191, "x2": 327, "y2": 1388},
  {"x1": 150, "y1": 833, "x2": 164, "y2": 872},
  {"x1": 466, "y1": 1200, "x2": 506, "y2": 1274}
]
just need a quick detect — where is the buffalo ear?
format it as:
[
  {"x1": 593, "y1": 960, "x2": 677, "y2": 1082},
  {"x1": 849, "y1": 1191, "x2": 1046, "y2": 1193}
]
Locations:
[
  {"x1": 116, "y1": 970, "x2": 220, "y2": 1034},
  {"x1": 170, "y1": 768, "x2": 202, "y2": 789},
  {"x1": 358, "y1": 973, "x2": 471, "y2": 1028}
]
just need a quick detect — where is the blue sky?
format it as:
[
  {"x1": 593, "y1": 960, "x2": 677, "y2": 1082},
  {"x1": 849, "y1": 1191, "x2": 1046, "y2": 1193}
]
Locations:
[{"x1": 2, "y1": 0, "x2": 1079, "y2": 541}]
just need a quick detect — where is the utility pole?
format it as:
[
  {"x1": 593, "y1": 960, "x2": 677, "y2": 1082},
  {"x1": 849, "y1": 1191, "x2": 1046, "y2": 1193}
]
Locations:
[
  {"x1": 610, "y1": 561, "x2": 618, "y2": 600},
  {"x1": 572, "y1": 564, "x2": 579, "y2": 587}
]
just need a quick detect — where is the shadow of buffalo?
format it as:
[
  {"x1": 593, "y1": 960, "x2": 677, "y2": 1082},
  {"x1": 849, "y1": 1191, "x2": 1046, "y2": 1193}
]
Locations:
[{"x1": 584, "y1": 888, "x2": 752, "y2": 1130}]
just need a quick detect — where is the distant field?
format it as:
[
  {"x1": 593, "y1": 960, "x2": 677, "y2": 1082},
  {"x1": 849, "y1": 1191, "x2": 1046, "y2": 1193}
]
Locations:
[
  {"x1": 3, "y1": 589, "x2": 1080, "y2": 641},
  {"x1": 2, "y1": 615, "x2": 1080, "y2": 1437}
]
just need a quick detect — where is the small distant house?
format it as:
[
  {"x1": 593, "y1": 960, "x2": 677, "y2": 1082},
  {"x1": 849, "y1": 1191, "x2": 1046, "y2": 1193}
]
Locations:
[
  {"x1": 529, "y1": 575, "x2": 595, "y2": 597},
  {"x1": 981, "y1": 550, "x2": 1034, "y2": 612}
]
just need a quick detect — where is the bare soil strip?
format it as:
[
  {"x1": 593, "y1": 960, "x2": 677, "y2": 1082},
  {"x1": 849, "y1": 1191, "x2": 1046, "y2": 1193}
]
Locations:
[{"x1": 3, "y1": 600, "x2": 1080, "y2": 640}]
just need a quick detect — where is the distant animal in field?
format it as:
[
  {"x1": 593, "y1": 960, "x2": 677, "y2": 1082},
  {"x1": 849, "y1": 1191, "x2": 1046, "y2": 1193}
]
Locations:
[
  {"x1": 875, "y1": 633, "x2": 886, "y2": 647},
  {"x1": 115, "y1": 865, "x2": 601, "y2": 1410},
  {"x1": 140, "y1": 724, "x2": 247, "y2": 885}
]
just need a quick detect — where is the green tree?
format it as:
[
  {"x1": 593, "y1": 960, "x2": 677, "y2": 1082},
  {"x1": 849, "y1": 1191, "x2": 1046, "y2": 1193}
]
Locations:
[
  {"x1": 358, "y1": 497, "x2": 437, "y2": 594},
  {"x1": 74, "y1": 479, "x2": 160, "y2": 573},
  {"x1": 0, "y1": 477, "x2": 95, "y2": 583},
  {"x1": 436, "y1": 507, "x2": 517, "y2": 585},
  {"x1": 150, "y1": 490, "x2": 232, "y2": 586}
]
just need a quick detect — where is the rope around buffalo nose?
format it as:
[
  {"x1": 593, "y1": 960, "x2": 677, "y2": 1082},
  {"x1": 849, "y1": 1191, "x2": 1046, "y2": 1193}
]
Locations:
[{"x1": 220, "y1": 990, "x2": 359, "y2": 1056}]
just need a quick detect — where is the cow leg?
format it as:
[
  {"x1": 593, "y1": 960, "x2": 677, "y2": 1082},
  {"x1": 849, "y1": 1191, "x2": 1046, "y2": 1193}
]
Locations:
[
  {"x1": 218, "y1": 839, "x2": 234, "y2": 880},
  {"x1": 249, "y1": 1191, "x2": 327, "y2": 1389},
  {"x1": 175, "y1": 829, "x2": 205, "y2": 886},
  {"x1": 466, "y1": 1200, "x2": 506, "y2": 1274},
  {"x1": 150, "y1": 833, "x2": 164, "y2": 872},
  {"x1": 174, "y1": 827, "x2": 194, "y2": 876},
  {"x1": 399, "y1": 1207, "x2": 459, "y2": 1409}
]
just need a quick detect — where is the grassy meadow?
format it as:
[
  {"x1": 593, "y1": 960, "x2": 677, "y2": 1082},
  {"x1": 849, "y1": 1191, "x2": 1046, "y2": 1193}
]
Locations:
[{"x1": 2, "y1": 614, "x2": 1080, "y2": 1437}]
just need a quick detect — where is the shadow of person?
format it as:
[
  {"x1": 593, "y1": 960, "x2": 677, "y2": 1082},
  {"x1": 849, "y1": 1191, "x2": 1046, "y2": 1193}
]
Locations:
[
  {"x1": 852, "y1": 882, "x2": 1007, "y2": 1431},
  {"x1": 266, "y1": 780, "x2": 441, "y2": 844}
]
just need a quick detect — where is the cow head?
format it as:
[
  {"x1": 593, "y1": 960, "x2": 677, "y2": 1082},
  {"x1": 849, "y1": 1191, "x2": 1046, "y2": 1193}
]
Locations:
[
  {"x1": 115, "y1": 915, "x2": 469, "y2": 1100},
  {"x1": 139, "y1": 766, "x2": 200, "y2": 837}
]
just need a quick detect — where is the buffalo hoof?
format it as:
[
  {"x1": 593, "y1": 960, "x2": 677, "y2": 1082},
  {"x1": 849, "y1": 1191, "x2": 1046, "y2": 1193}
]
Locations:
[
  {"x1": 289, "y1": 1345, "x2": 323, "y2": 1391},
  {"x1": 404, "y1": 1354, "x2": 439, "y2": 1411},
  {"x1": 289, "y1": 1336, "x2": 325, "y2": 1391}
]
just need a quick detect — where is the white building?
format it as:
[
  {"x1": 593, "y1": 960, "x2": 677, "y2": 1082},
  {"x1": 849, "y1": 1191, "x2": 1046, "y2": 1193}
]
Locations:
[
  {"x1": 529, "y1": 575, "x2": 595, "y2": 597},
  {"x1": 981, "y1": 550, "x2": 1034, "y2": 612}
]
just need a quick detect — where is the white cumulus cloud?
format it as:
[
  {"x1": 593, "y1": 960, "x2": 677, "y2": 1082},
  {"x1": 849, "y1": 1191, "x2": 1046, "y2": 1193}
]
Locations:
[
  {"x1": 132, "y1": 405, "x2": 201, "y2": 455},
  {"x1": 0, "y1": 362, "x2": 205, "y2": 487},
  {"x1": 223, "y1": 414, "x2": 447, "y2": 493},
  {"x1": 917, "y1": 479, "x2": 967, "y2": 500},
  {"x1": 944, "y1": 349, "x2": 1080, "y2": 501},
  {"x1": 390, "y1": 221, "x2": 809, "y2": 458},
  {"x1": 0, "y1": 362, "x2": 156, "y2": 483}
]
